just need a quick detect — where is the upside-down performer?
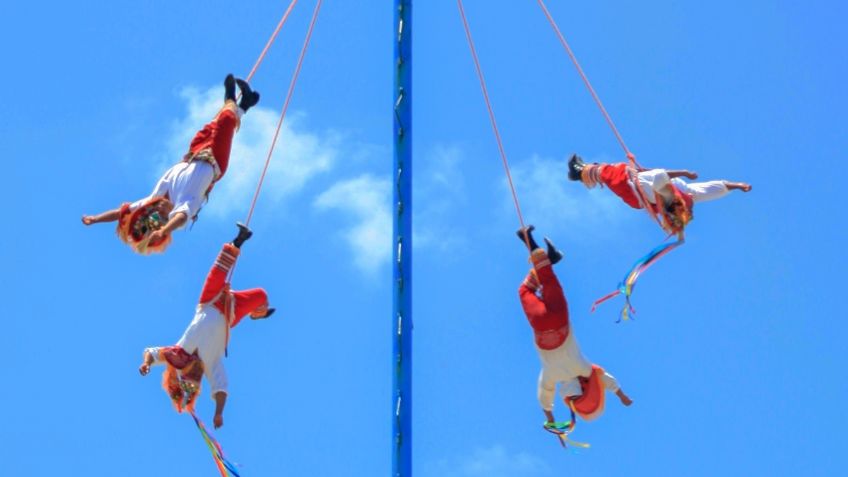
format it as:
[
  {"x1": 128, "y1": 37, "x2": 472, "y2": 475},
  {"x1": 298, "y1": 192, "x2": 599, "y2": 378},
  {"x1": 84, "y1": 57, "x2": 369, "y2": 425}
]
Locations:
[
  {"x1": 138, "y1": 223, "x2": 275, "y2": 429},
  {"x1": 567, "y1": 155, "x2": 751, "y2": 236},
  {"x1": 81, "y1": 74, "x2": 261, "y2": 254},
  {"x1": 516, "y1": 225, "x2": 632, "y2": 444}
]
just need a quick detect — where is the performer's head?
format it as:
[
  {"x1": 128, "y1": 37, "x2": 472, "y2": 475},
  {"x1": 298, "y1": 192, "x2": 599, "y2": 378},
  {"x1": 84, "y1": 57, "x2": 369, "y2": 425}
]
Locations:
[
  {"x1": 663, "y1": 191, "x2": 694, "y2": 234},
  {"x1": 160, "y1": 348, "x2": 204, "y2": 413},
  {"x1": 117, "y1": 197, "x2": 174, "y2": 254}
]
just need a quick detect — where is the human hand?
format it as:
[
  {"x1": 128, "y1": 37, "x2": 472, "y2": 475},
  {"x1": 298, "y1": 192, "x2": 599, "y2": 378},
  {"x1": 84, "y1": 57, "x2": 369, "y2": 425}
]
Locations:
[
  {"x1": 214, "y1": 414, "x2": 224, "y2": 429},
  {"x1": 616, "y1": 389, "x2": 633, "y2": 406},
  {"x1": 148, "y1": 229, "x2": 167, "y2": 244},
  {"x1": 139, "y1": 363, "x2": 151, "y2": 376},
  {"x1": 81, "y1": 215, "x2": 95, "y2": 225},
  {"x1": 684, "y1": 171, "x2": 699, "y2": 180}
]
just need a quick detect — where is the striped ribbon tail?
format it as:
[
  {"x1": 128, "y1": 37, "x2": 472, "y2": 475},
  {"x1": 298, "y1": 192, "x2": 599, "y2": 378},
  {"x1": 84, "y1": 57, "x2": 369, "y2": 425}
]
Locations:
[
  {"x1": 190, "y1": 412, "x2": 241, "y2": 477},
  {"x1": 592, "y1": 238, "x2": 685, "y2": 322},
  {"x1": 543, "y1": 405, "x2": 590, "y2": 450}
]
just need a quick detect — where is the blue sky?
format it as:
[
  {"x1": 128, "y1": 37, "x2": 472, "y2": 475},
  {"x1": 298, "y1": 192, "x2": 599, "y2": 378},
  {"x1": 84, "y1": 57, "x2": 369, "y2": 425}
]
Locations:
[{"x1": 2, "y1": 1, "x2": 846, "y2": 476}]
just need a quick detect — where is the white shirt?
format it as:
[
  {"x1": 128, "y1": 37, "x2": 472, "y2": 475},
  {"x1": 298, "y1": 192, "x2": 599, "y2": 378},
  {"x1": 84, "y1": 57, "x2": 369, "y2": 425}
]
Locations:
[
  {"x1": 536, "y1": 331, "x2": 619, "y2": 412},
  {"x1": 635, "y1": 169, "x2": 729, "y2": 205},
  {"x1": 147, "y1": 303, "x2": 229, "y2": 397},
  {"x1": 130, "y1": 161, "x2": 215, "y2": 226}
]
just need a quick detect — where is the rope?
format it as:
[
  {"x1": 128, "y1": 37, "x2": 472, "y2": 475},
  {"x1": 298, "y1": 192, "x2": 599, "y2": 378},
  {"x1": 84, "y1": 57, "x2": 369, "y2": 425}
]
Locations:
[
  {"x1": 243, "y1": 0, "x2": 323, "y2": 228},
  {"x1": 245, "y1": 0, "x2": 300, "y2": 83},
  {"x1": 457, "y1": 0, "x2": 527, "y2": 233},
  {"x1": 535, "y1": 0, "x2": 643, "y2": 170},
  {"x1": 224, "y1": 0, "x2": 323, "y2": 353}
]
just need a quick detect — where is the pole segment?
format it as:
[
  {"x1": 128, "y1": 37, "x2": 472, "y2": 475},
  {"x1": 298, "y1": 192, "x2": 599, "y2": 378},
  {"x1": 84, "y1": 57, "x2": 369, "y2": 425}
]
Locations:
[{"x1": 393, "y1": 1, "x2": 413, "y2": 476}]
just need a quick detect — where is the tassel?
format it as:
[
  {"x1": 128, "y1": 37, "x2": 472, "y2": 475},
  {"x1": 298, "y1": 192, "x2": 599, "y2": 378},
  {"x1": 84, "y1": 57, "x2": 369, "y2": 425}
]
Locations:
[
  {"x1": 592, "y1": 238, "x2": 685, "y2": 322},
  {"x1": 190, "y1": 412, "x2": 241, "y2": 477}
]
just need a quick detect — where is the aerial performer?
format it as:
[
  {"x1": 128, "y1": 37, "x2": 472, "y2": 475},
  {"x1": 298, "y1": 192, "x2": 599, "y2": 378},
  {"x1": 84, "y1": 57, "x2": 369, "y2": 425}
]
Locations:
[
  {"x1": 567, "y1": 155, "x2": 752, "y2": 236},
  {"x1": 81, "y1": 74, "x2": 261, "y2": 254},
  {"x1": 138, "y1": 223, "x2": 275, "y2": 429},
  {"x1": 516, "y1": 225, "x2": 632, "y2": 444}
]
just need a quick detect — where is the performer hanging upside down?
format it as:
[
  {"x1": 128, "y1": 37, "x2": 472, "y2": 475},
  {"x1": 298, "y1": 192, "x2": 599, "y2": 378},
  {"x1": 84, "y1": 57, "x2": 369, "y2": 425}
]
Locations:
[
  {"x1": 567, "y1": 155, "x2": 752, "y2": 235},
  {"x1": 81, "y1": 74, "x2": 261, "y2": 254},
  {"x1": 516, "y1": 225, "x2": 632, "y2": 426},
  {"x1": 139, "y1": 223, "x2": 275, "y2": 429}
]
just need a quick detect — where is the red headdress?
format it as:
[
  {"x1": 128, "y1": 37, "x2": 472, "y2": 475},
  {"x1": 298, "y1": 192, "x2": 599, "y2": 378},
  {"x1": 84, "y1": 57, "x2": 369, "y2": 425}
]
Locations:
[
  {"x1": 116, "y1": 197, "x2": 173, "y2": 254},
  {"x1": 659, "y1": 185, "x2": 694, "y2": 236},
  {"x1": 564, "y1": 365, "x2": 608, "y2": 421},
  {"x1": 158, "y1": 346, "x2": 204, "y2": 413}
]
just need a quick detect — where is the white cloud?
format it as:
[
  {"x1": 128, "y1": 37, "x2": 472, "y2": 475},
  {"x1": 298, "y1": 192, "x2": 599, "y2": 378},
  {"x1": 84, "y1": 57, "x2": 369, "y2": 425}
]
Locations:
[
  {"x1": 314, "y1": 174, "x2": 392, "y2": 272},
  {"x1": 507, "y1": 154, "x2": 628, "y2": 236},
  {"x1": 413, "y1": 145, "x2": 469, "y2": 252},
  {"x1": 160, "y1": 85, "x2": 340, "y2": 218},
  {"x1": 425, "y1": 445, "x2": 551, "y2": 477}
]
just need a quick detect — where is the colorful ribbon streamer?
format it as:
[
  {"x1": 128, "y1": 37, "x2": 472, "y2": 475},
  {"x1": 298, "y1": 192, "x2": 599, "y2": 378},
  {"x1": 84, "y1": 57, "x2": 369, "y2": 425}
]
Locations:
[
  {"x1": 542, "y1": 405, "x2": 590, "y2": 450},
  {"x1": 190, "y1": 412, "x2": 241, "y2": 477},
  {"x1": 591, "y1": 238, "x2": 685, "y2": 322}
]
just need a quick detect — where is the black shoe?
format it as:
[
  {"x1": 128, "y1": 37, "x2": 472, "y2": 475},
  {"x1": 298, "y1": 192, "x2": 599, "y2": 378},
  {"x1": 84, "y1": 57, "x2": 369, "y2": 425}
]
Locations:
[
  {"x1": 544, "y1": 237, "x2": 563, "y2": 265},
  {"x1": 568, "y1": 153, "x2": 585, "y2": 181},
  {"x1": 236, "y1": 78, "x2": 260, "y2": 112},
  {"x1": 224, "y1": 74, "x2": 236, "y2": 102},
  {"x1": 232, "y1": 222, "x2": 253, "y2": 248},
  {"x1": 516, "y1": 225, "x2": 540, "y2": 251},
  {"x1": 264, "y1": 308, "x2": 276, "y2": 318}
]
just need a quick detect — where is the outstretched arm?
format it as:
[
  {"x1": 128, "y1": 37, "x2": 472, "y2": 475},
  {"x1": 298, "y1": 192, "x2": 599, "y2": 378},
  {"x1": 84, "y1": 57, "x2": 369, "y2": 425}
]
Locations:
[
  {"x1": 538, "y1": 370, "x2": 557, "y2": 421},
  {"x1": 213, "y1": 392, "x2": 227, "y2": 429},
  {"x1": 147, "y1": 212, "x2": 188, "y2": 244},
  {"x1": 138, "y1": 347, "x2": 166, "y2": 375},
  {"x1": 724, "y1": 181, "x2": 752, "y2": 192},
  {"x1": 81, "y1": 208, "x2": 121, "y2": 225},
  {"x1": 601, "y1": 370, "x2": 633, "y2": 406},
  {"x1": 665, "y1": 169, "x2": 698, "y2": 180}
]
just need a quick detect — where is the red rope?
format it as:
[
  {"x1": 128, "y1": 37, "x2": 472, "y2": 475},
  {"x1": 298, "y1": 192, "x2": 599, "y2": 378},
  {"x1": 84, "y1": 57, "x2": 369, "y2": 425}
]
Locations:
[
  {"x1": 535, "y1": 0, "x2": 643, "y2": 170},
  {"x1": 457, "y1": 0, "x2": 527, "y2": 232},
  {"x1": 223, "y1": 0, "x2": 322, "y2": 350},
  {"x1": 245, "y1": 0, "x2": 300, "y2": 83},
  {"x1": 243, "y1": 0, "x2": 323, "y2": 228}
]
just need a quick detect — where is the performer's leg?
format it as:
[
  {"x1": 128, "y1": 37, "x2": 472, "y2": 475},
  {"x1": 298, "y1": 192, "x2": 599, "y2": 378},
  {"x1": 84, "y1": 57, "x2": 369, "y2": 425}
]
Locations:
[
  {"x1": 516, "y1": 225, "x2": 541, "y2": 252},
  {"x1": 232, "y1": 222, "x2": 253, "y2": 249},
  {"x1": 531, "y1": 250, "x2": 566, "y2": 315},
  {"x1": 519, "y1": 274, "x2": 546, "y2": 317},
  {"x1": 567, "y1": 154, "x2": 586, "y2": 181},
  {"x1": 236, "y1": 78, "x2": 260, "y2": 112},
  {"x1": 543, "y1": 237, "x2": 563, "y2": 265},
  {"x1": 224, "y1": 74, "x2": 236, "y2": 102}
]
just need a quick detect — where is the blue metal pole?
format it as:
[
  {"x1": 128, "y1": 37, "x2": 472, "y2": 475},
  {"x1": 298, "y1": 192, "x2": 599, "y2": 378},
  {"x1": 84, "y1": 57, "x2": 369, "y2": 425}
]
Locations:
[{"x1": 393, "y1": 1, "x2": 412, "y2": 476}]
